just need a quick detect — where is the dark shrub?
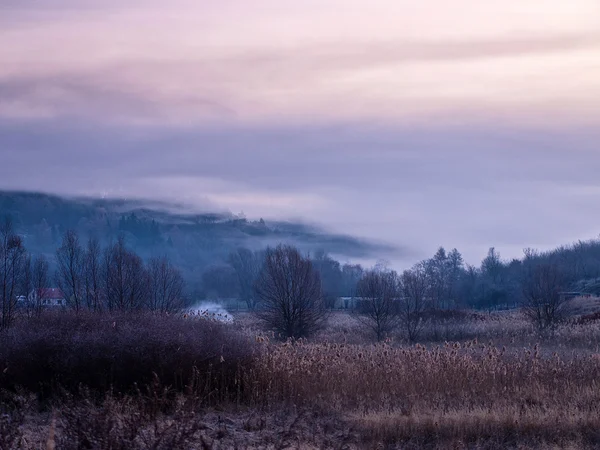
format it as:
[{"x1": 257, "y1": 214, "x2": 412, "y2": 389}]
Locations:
[{"x1": 0, "y1": 311, "x2": 257, "y2": 404}]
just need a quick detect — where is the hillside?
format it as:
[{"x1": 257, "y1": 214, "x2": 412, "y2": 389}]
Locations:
[{"x1": 0, "y1": 190, "x2": 392, "y2": 291}]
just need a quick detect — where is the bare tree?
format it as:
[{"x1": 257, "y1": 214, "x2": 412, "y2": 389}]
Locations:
[
  {"x1": 0, "y1": 218, "x2": 26, "y2": 329},
  {"x1": 425, "y1": 247, "x2": 449, "y2": 310},
  {"x1": 101, "y1": 241, "x2": 116, "y2": 311},
  {"x1": 124, "y1": 251, "x2": 149, "y2": 311},
  {"x1": 103, "y1": 237, "x2": 149, "y2": 311},
  {"x1": 20, "y1": 255, "x2": 32, "y2": 314},
  {"x1": 84, "y1": 237, "x2": 101, "y2": 311},
  {"x1": 254, "y1": 244, "x2": 325, "y2": 339},
  {"x1": 312, "y1": 250, "x2": 343, "y2": 309},
  {"x1": 342, "y1": 263, "x2": 364, "y2": 301},
  {"x1": 521, "y1": 258, "x2": 568, "y2": 332},
  {"x1": 148, "y1": 256, "x2": 185, "y2": 312},
  {"x1": 400, "y1": 264, "x2": 428, "y2": 342},
  {"x1": 55, "y1": 230, "x2": 84, "y2": 311},
  {"x1": 355, "y1": 269, "x2": 401, "y2": 342},
  {"x1": 32, "y1": 255, "x2": 49, "y2": 315},
  {"x1": 447, "y1": 248, "x2": 464, "y2": 309},
  {"x1": 228, "y1": 248, "x2": 262, "y2": 309},
  {"x1": 202, "y1": 264, "x2": 239, "y2": 299}
]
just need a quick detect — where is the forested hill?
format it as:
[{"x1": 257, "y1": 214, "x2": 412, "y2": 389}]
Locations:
[{"x1": 0, "y1": 191, "x2": 391, "y2": 290}]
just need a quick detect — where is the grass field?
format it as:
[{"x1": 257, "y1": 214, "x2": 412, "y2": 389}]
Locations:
[{"x1": 2, "y1": 306, "x2": 600, "y2": 449}]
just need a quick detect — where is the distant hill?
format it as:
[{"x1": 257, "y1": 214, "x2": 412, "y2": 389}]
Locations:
[{"x1": 0, "y1": 190, "x2": 393, "y2": 291}]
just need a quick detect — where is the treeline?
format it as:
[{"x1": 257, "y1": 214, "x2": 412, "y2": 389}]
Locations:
[
  {"x1": 351, "y1": 241, "x2": 600, "y2": 313},
  {"x1": 226, "y1": 240, "x2": 600, "y2": 338},
  {"x1": 5, "y1": 201, "x2": 600, "y2": 331},
  {"x1": 250, "y1": 243, "x2": 583, "y2": 341},
  {"x1": 223, "y1": 242, "x2": 600, "y2": 313},
  {"x1": 0, "y1": 218, "x2": 185, "y2": 329}
]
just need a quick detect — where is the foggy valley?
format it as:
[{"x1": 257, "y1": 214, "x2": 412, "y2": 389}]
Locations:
[{"x1": 1, "y1": 0, "x2": 600, "y2": 448}]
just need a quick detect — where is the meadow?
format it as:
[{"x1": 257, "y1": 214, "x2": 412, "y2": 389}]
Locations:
[{"x1": 2, "y1": 303, "x2": 600, "y2": 449}]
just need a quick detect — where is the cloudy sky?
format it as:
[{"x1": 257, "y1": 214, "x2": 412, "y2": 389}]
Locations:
[{"x1": 1, "y1": 0, "x2": 599, "y2": 267}]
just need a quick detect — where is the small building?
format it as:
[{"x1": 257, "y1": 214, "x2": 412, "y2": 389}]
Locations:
[{"x1": 28, "y1": 288, "x2": 66, "y2": 307}]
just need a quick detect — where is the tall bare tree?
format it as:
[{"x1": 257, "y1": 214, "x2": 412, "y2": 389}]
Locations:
[
  {"x1": 447, "y1": 248, "x2": 464, "y2": 309},
  {"x1": 84, "y1": 237, "x2": 102, "y2": 311},
  {"x1": 312, "y1": 250, "x2": 343, "y2": 309},
  {"x1": 400, "y1": 264, "x2": 428, "y2": 342},
  {"x1": 20, "y1": 255, "x2": 32, "y2": 314},
  {"x1": 521, "y1": 257, "x2": 568, "y2": 332},
  {"x1": 55, "y1": 230, "x2": 84, "y2": 311},
  {"x1": 229, "y1": 248, "x2": 262, "y2": 309},
  {"x1": 101, "y1": 241, "x2": 116, "y2": 311},
  {"x1": 341, "y1": 263, "x2": 364, "y2": 300},
  {"x1": 148, "y1": 256, "x2": 185, "y2": 312},
  {"x1": 425, "y1": 247, "x2": 449, "y2": 310},
  {"x1": 103, "y1": 237, "x2": 149, "y2": 311},
  {"x1": 356, "y1": 269, "x2": 401, "y2": 342},
  {"x1": 0, "y1": 218, "x2": 26, "y2": 329},
  {"x1": 254, "y1": 244, "x2": 325, "y2": 339},
  {"x1": 32, "y1": 255, "x2": 49, "y2": 315}
]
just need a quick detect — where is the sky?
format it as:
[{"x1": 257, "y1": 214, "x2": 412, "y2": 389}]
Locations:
[{"x1": 1, "y1": 0, "x2": 600, "y2": 268}]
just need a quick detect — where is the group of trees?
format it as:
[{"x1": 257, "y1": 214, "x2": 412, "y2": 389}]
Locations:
[
  {"x1": 250, "y1": 243, "x2": 578, "y2": 341},
  {"x1": 244, "y1": 245, "x2": 448, "y2": 341},
  {"x1": 3, "y1": 204, "x2": 594, "y2": 338},
  {"x1": 347, "y1": 247, "x2": 472, "y2": 342},
  {"x1": 355, "y1": 264, "x2": 431, "y2": 342},
  {"x1": 0, "y1": 218, "x2": 186, "y2": 329},
  {"x1": 355, "y1": 246, "x2": 572, "y2": 337},
  {"x1": 54, "y1": 232, "x2": 186, "y2": 313}
]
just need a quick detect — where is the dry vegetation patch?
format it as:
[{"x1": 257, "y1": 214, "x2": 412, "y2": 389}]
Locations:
[{"x1": 4, "y1": 310, "x2": 600, "y2": 448}]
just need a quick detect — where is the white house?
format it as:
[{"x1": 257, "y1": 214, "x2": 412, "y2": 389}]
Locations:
[{"x1": 28, "y1": 288, "x2": 66, "y2": 307}]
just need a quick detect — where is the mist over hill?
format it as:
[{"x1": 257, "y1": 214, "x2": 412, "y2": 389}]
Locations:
[{"x1": 0, "y1": 190, "x2": 395, "y2": 293}]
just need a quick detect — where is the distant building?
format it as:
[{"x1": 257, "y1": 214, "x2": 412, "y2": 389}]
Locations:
[{"x1": 28, "y1": 288, "x2": 66, "y2": 307}]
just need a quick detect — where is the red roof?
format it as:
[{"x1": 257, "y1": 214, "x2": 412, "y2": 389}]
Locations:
[{"x1": 37, "y1": 288, "x2": 65, "y2": 300}]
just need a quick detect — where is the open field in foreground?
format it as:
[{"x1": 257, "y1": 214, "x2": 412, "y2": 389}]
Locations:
[{"x1": 2, "y1": 309, "x2": 600, "y2": 449}]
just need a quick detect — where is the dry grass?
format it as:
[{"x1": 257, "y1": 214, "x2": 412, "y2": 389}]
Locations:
[
  {"x1": 566, "y1": 296, "x2": 600, "y2": 317},
  {"x1": 249, "y1": 339, "x2": 600, "y2": 447},
  {"x1": 5, "y1": 309, "x2": 600, "y2": 448}
]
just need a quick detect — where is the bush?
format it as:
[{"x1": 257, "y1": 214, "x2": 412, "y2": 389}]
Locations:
[
  {"x1": 57, "y1": 394, "x2": 206, "y2": 450},
  {"x1": 0, "y1": 410, "x2": 23, "y2": 450},
  {"x1": 0, "y1": 311, "x2": 257, "y2": 404}
]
